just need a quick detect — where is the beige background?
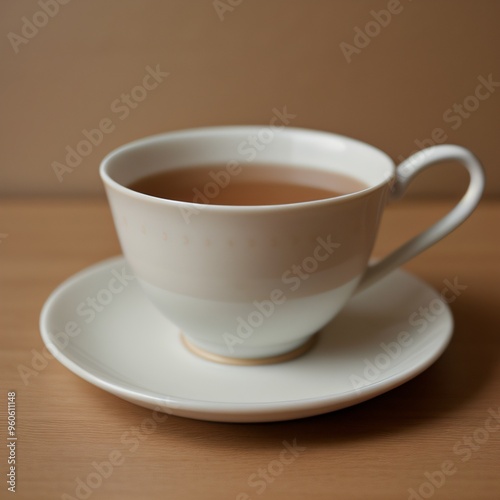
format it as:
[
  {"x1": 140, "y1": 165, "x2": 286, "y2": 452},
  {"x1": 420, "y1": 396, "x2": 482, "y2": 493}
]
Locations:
[{"x1": 1, "y1": 0, "x2": 499, "y2": 198}]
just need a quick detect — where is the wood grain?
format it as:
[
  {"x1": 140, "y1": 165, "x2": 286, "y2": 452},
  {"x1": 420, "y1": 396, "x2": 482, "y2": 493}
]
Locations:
[{"x1": 1, "y1": 199, "x2": 499, "y2": 500}]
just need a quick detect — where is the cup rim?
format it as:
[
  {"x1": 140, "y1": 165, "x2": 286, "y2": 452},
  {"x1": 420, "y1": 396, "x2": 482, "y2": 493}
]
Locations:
[{"x1": 100, "y1": 126, "x2": 395, "y2": 211}]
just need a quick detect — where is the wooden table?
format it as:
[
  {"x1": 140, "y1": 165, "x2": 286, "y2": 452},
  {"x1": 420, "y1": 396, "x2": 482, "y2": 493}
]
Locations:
[{"x1": 1, "y1": 199, "x2": 499, "y2": 500}]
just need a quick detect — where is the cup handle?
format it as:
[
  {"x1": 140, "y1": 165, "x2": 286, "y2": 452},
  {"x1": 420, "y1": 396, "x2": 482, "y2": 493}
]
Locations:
[{"x1": 355, "y1": 145, "x2": 485, "y2": 294}]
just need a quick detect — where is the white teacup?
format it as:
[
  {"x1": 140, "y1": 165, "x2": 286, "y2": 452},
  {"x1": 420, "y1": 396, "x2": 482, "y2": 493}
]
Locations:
[{"x1": 100, "y1": 127, "x2": 484, "y2": 364}]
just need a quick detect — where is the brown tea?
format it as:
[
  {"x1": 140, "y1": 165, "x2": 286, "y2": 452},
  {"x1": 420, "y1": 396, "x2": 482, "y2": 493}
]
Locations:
[{"x1": 128, "y1": 163, "x2": 367, "y2": 206}]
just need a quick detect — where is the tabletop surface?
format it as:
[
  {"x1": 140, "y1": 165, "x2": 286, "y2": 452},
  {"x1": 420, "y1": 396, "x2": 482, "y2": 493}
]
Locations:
[{"x1": 1, "y1": 198, "x2": 499, "y2": 500}]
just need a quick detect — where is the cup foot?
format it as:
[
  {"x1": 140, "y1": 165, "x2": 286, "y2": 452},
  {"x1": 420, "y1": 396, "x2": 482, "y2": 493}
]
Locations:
[{"x1": 180, "y1": 333, "x2": 318, "y2": 366}]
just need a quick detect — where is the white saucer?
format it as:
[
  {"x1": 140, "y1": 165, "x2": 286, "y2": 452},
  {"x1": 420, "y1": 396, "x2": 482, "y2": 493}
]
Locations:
[{"x1": 40, "y1": 257, "x2": 453, "y2": 423}]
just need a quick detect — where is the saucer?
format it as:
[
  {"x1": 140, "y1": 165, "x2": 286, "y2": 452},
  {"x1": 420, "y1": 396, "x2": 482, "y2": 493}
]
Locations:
[{"x1": 40, "y1": 256, "x2": 453, "y2": 423}]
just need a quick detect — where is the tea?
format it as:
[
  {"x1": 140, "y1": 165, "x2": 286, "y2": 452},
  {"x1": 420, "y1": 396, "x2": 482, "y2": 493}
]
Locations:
[{"x1": 128, "y1": 164, "x2": 367, "y2": 206}]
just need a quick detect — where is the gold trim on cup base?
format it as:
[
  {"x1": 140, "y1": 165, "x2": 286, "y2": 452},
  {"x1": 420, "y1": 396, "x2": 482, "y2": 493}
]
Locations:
[{"x1": 180, "y1": 333, "x2": 318, "y2": 366}]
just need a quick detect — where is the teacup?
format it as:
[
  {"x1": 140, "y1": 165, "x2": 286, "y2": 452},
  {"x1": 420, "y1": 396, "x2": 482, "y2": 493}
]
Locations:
[{"x1": 100, "y1": 126, "x2": 484, "y2": 364}]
